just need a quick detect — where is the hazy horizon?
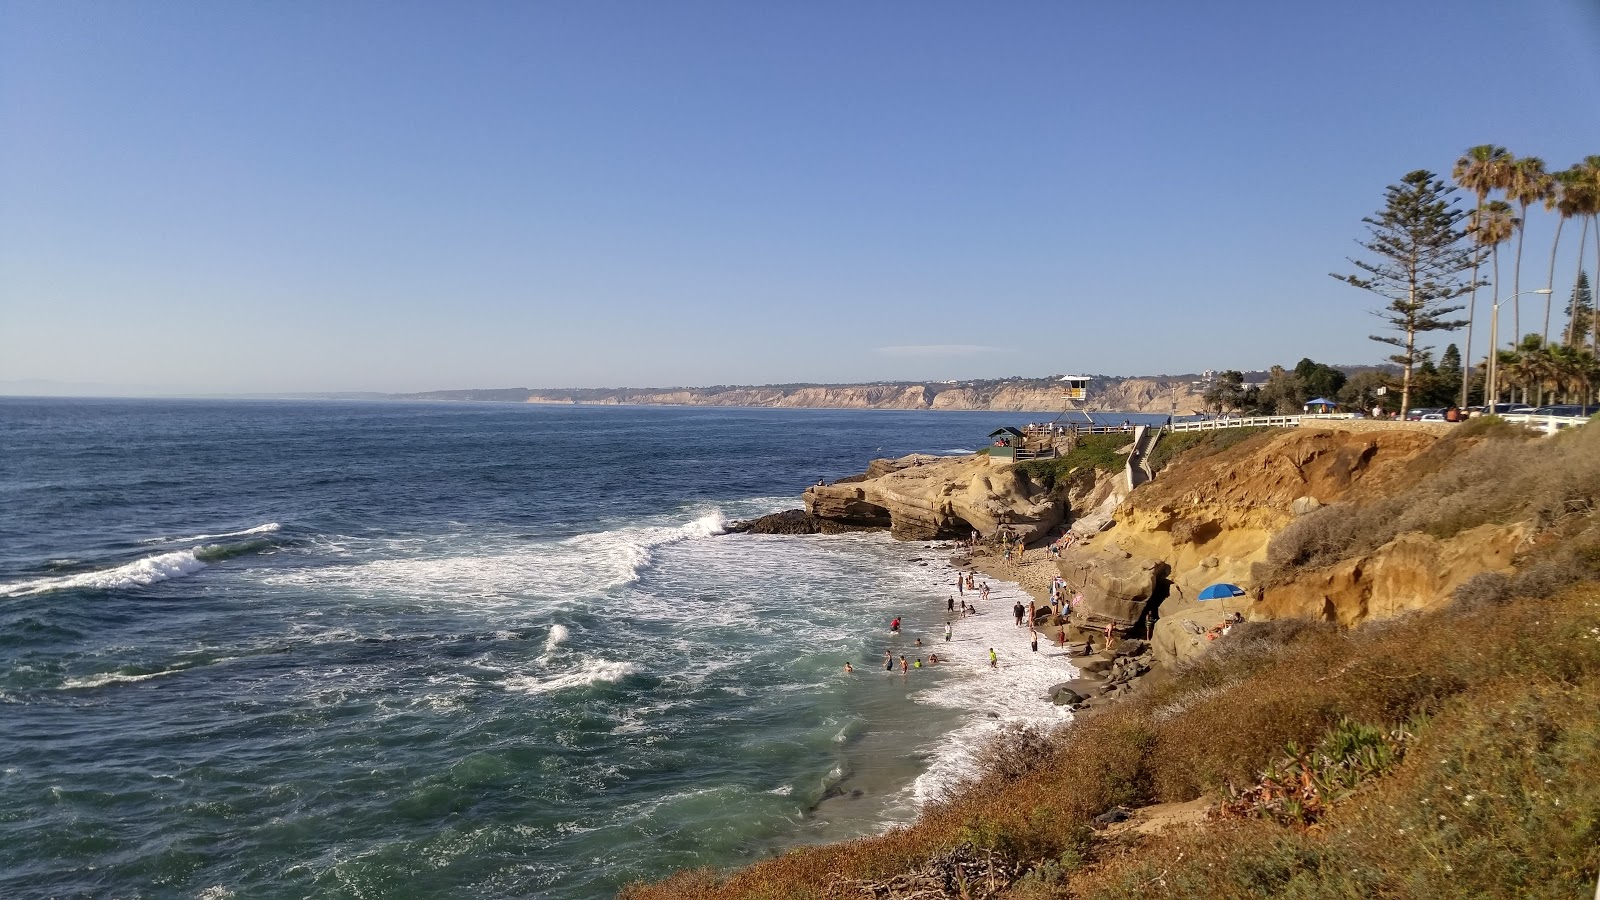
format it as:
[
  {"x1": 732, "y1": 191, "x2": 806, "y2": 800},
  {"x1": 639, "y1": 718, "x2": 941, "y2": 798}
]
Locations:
[{"x1": 5, "y1": 2, "x2": 1598, "y2": 395}]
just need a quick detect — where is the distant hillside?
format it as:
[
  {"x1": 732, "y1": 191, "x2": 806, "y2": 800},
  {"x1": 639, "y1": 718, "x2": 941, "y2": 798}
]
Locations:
[{"x1": 387, "y1": 376, "x2": 1210, "y2": 414}]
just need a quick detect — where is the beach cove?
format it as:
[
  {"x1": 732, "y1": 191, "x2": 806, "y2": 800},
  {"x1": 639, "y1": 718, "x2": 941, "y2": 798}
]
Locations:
[{"x1": 0, "y1": 398, "x2": 1094, "y2": 900}]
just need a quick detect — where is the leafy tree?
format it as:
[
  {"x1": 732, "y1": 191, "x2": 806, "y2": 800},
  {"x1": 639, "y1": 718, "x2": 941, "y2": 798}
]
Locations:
[
  {"x1": 1332, "y1": 170, "x2": 1476, "y2": 417},
  {"x1": 1437, "y1": 343, "x2": 1463, "y2": 405},
  {"x1": 1251, "y1": 366, "x2": 1301, "y2": 414},
  {"x1": 1566, "y1": 270, "x2": 1594, "y2": 348},
  {"x1": 1293, "y1": 357, "x2": 1347, "y2": 401},
  {"x1": 1202, "y1": 370, "x2": 1248, "y2": 414},
  {"x1": 1337, "y1": 370, "x2": 1395, "y2": 414}
]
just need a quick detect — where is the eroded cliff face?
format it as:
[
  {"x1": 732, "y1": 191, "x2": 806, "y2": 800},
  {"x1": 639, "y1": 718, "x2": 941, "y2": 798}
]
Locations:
[
  {"x1": 1060, "y1": 426, "x2": 1525, "y2": 660},
  {"x1": 525, "y1": 378, "x2": 1204, "y2": 412},
  {"x1": 1073, "y1": 428, "x2": 1437, "y2": 608}
]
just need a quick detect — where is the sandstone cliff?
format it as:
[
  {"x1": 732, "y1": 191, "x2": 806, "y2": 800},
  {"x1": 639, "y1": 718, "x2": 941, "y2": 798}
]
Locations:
[
  {"x1": 803, "y1": 453, "x2": 1080, "y2": 542},
  {"x1": 524, "y1": 377, "x2": 1204, "y2": 413}
]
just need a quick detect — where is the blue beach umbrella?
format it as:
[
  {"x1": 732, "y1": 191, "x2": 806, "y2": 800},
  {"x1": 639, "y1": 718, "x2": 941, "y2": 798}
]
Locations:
[{"x1": 1197, "y1": 583, "x2": 1246, "y2": 601}]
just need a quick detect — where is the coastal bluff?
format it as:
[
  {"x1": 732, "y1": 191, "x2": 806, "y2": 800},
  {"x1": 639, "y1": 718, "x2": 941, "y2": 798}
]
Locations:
[{"x1": 521, "y1": 376, "x2": 1201, "y2": 412}]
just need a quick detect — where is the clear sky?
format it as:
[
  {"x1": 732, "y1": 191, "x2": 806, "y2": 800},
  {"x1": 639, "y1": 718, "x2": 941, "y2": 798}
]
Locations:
[{"x1": 3, "y1": 1, "x2": 1598, "y2": 395}]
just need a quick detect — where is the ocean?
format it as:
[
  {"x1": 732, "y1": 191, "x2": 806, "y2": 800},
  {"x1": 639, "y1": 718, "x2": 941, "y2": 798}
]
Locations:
[{"x1": 0, "y1": 399, "x2": 1097, "y2": 899}]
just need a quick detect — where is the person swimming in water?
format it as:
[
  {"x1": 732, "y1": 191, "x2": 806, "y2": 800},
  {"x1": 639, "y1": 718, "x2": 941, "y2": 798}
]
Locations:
[
  {"x1": 890, "y1": 617, "x2": 901, "y2": 634},
  {"x1": 913, "y1": 658, "x2": 922, "y2": 668},
  {"x1": 844, "y1": 662, "x2": 853, "y2": 673},
  {"x1": 929, "y1": 653, "x2": 939, "y2": 665}
]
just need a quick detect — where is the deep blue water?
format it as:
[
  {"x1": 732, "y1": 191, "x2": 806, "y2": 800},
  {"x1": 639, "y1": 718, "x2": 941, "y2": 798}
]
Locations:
[{"x1": 0, "y1": 399, "x2": 1093, "y2": 900}]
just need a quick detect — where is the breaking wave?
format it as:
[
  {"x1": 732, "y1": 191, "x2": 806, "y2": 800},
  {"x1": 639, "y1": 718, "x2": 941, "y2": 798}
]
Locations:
[
  {"x1": 1, "y1": 550, "x2": 207, "y2": 598},
  {"x1": 544, "y1": 624, "x2": 571, "y2": 652},
  {"x1": 143, "y1": 522, "x2": 282, "y2": 544},
  {"x1": 502, "y1": 660, "x2": 638, "y2": 695}
]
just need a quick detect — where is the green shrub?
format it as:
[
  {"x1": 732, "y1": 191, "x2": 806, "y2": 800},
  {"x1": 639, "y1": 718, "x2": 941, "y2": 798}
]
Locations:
[{"x1": 1144, "y1": 426, "x2": 1285, "y2": 475}]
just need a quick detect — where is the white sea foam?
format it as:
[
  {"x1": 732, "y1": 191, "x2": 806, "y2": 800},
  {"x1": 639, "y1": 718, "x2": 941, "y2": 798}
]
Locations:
[
  {"x1": 1, "y1": 549, "x2": 207, "y2": 598},
  {"x1": 502, "y1": 659, "x2": 638, "y2": 695},
  {"x1": 260, "y1": 509, "x2": 732, "y2": 605},
  {"x1": 901, "y1": 569, "x2": 1079, "y2": 805},
  {"x1": 61, "y1": 666, "x2": 191, "y2": 690},
  {"x1": 544, "y1": 624, "x2": 570, "y2": 652},
  {"x1": 144, "y1": 522, "x2": 281, "y2": 544}
]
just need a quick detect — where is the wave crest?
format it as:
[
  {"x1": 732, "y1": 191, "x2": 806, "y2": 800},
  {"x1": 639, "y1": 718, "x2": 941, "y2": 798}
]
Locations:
[
  {"x1": 144, "y1": 522, "x2": 281, "y2": 544},
  {"x1": 503, "y1": 660, "x2": 637, "y2": 695},
  {"x1": 1, "y1": 550, "x2": 206, "y2": 598},
  {"x1": 544, "y1": 624, "x2": 571, "y2": 652}
]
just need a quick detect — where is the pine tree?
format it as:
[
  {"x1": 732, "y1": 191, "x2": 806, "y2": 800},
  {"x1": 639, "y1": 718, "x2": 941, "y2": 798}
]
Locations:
[
  {"x1": 1567, "y1": 270, "x2": 1594, "y2": 347},
  {"x1": 1438, "y1": 343, "x2": 1463, "y2": 404},
  {"x1": 1333, "y1": 171, "x2": 1477, "y2": 417}
]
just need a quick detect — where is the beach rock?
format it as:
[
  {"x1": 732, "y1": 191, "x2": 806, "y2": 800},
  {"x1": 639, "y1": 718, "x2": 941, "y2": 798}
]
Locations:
[
  {"x1": 1061, "y1": 545, "x2": 1168, "y2": 641},
  {"x1": 1290, "y1": 495, "x2": 1324, "y2": 516},
  {"x1": 1112, "y1": 639, "x2": 1150, "y2": 658},
  {"x1": 804, "y1": 453, "x2": 1068, "y2": 542},
  {"x1": 727, "y1": 509, "x2": 882, "y2": 535}
]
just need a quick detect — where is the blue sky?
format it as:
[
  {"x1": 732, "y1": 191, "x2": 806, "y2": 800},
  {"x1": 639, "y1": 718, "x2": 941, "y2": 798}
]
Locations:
[{"x1": 3, "y1": 1, "x2": 1598, "y2": 394}]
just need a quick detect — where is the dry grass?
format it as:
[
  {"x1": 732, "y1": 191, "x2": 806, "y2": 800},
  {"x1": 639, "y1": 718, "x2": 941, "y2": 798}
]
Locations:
[
  {"x1": 1258, "y1": 420, "x2": 1600, "y2": 586},
  {"x1": 624, "y1": 579, "x2": 1600, "y2": 900},
  {"x1": 623, "y1": 422, "x2": 1600, "y2": 900}
]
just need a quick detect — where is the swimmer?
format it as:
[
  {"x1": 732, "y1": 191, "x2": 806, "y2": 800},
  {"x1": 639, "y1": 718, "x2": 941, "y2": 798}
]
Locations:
[
  {"x1": 914, "y1": 637, "x2": 923, "y2": 647},
  {"x1": 914, "y1": 658, "x2": 922, "y2": 668},
  {"x1": 929, "y1": 653, "x2": 939, "y2": 665},
  {"x1": 844, "y1": 662, "x2": 853, "y2": 673}
]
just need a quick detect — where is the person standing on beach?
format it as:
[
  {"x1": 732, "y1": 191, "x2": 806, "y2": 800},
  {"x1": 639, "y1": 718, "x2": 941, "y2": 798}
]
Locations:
[
  {"x1": 1013, "y1": 601, "x2": 1025, "y2": 626},
  {"x1": 956, "y1": 576, "x2": 964, "y2": 596},
  {"x1": 948, "y1": 596, "x2": 955, "y2": 612},
  {"x1": 1031, "y1": 629, "x2": 1039, "y2": 653},
  {"x1": 988, "y1": 648, "x2": 998, "y2": 669},
  {"x1": 900, "y1": 655, "x2": 909, "y2": 674},
  {"x1": 1058, "y1": 625, "x2": 1067, "y2": 647},
  {"x1": 944, "y1": 622, "x2": 952, "y2": 642},
  {"x1": 884, "y1": 650, "x2": 893, "y2": 671},
  {"x1": 966, "y1": 573, "x2": 976, "y2": 591}
]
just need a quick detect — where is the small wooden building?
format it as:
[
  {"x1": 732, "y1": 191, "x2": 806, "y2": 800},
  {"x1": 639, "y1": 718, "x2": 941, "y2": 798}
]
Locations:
[{"x1": 987, "y1": 427, "x2": 1024, "y2": 461}]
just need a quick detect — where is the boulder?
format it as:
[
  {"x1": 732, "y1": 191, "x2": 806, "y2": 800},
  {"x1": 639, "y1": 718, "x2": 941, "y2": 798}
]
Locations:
[{"x1": 1062, "y1": 544, "x2": 1168, "y2": 639}]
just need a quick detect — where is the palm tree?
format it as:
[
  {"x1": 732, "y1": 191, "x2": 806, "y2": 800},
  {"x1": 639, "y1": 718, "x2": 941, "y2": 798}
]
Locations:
[
  {"x1": 1557, "y1": 162, "x2": 1600, "y2": 350},
  {"x1": 1478, "y1": 200, "x2": 1519, "y2": 397},
  {"x1": 1505, "y1": 156, "x2": 1552, "y2": 342},
  {"x1": 1544, "y1": 169, "x2": 1573, "y2": 343},
  {"x1": 1452, "y1": 145, "x2": 1513, "y2": 406},
  {"x1": 1577, "y1": 157, "x2": 1600, "y2": 354}
]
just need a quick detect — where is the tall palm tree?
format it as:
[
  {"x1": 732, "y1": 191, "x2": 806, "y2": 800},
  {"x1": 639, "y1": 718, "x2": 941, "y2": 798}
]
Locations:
[
  {"x1": 1505, "y1": 156, "x2": 1552, "y2": 342},
  {"x1": 1558, "y1": 162, "x2": 1600, "y2": 349},
  {"x1": 1452, "y1": 145, "x2": 1513, "y2": 406},
  {"x1": 1577, "y1": 157, "x2": 1600, "y2": 354},
  {"x1": 1544, "y1": 169, "x2": 1572, "y2": 343},
  {"x1": 1478, "y1": 200, "x2": 1519, "y2": 399}
]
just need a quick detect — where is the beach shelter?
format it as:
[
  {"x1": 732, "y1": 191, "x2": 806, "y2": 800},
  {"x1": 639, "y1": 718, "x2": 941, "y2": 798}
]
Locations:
[
  {"x1": 1197, "y1": 583, "x2": 1246, "y2": 601},
  {"x1": 1303, "y1": 398, "x2": 1338, "y2": 413}
]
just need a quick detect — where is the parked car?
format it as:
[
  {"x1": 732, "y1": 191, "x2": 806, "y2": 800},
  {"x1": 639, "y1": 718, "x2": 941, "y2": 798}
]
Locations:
[
  {"x1": 1405, "y1": 407, "x2": 1442, "y2": 421},
  {"x1": 1529, "y1": 405, "x2": 1600, "y2": 416}
]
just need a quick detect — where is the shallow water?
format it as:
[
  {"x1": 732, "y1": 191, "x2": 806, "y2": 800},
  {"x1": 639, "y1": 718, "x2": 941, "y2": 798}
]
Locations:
[{"x1": 0, "y1": 399, "x2": 1079, "y2": 899}]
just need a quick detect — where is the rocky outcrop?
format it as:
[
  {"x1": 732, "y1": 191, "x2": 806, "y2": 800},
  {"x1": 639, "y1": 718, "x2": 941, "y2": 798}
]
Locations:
[
  {"x1": 1062, "y1": 544, "x2": 1168, "y2": 641},
  {"x1": 725, "y1": 509, "x2": 883, "y2": 535},
  {"x1": 1068, "y1": 428, "x2": 1439, "y2": 604},
  {"x1": 804, "y1": 453, "x2": 1069, "y2": 542}
]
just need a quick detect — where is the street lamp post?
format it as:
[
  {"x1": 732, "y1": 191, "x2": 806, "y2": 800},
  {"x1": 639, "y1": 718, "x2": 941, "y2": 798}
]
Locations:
[{"x1": 1484, "y1": 288, "x2": 1553, "y2": 410}]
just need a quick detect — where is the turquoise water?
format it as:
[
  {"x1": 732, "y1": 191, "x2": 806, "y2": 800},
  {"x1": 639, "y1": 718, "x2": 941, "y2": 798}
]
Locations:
[{"x1": 0, "y1": 399, "x2": 1099, "y2": 899}]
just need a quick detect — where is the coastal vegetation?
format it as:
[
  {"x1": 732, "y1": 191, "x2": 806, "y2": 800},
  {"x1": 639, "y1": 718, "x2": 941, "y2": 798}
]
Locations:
[
  {"x1": 625, "y1": 418, "x2": 1600, "y2": 900},
  {"x1": 1142, "y1": 425, "x2": 1282, "y2": 476},
  {"x1": 1331, "y1": 170, "x2": 1475, "y2": 416},
  {"x1": 1013, "y1": 434, "x2": 1131, "y2": 485}
]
